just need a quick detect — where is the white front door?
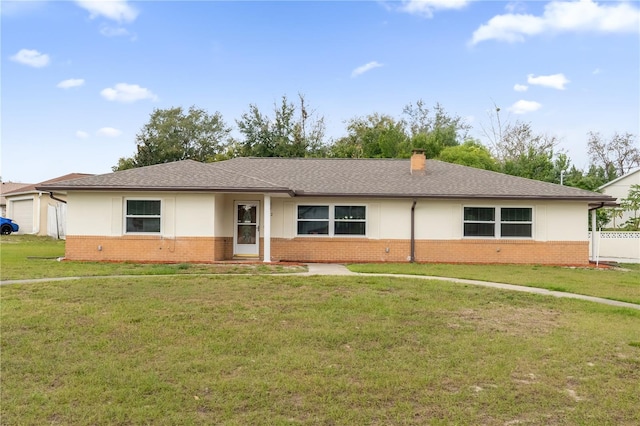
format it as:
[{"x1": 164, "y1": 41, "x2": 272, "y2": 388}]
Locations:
[{"x1": 234, "y1": 201, "x2": 260, "y2": 256}]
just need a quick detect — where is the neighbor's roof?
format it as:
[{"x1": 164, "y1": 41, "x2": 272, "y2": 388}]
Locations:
[
  {"x1": 6, "y1": 173, "x2": 94, "y2": 197},
  {"x1": 1, "y1": 182, "x2": 32, "y2": 205},
  {"x1": 38, "y1": 157, "x2": 615, "y2": 203}
]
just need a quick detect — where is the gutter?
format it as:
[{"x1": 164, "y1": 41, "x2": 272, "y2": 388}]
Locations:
[
  {"x1": 37, "y1": 186, "x2": 295, "y2": 196},
  {"x1": 291, "y1": 192, "x2": 616, "y2": 203},
  {"x1": 410, "y1": 199, "x2": 417, "y2": 263}
]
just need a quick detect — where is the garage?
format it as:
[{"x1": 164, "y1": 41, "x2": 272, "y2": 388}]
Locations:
[{"x1": 11, "y1": 199, "x2": 34, "y2": 234}]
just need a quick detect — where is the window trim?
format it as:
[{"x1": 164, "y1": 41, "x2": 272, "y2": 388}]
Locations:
[
  {"x1": 296, "y1": 204, "x2": 367, "y2": 237},
  {"x1": 463, "y1": 206, "x2": 533, "y2": 239},
  {"x1": 124, "y1": 198, "x2": 162, "y2": 234}
]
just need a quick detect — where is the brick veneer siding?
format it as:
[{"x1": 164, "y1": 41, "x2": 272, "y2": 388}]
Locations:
[
  {"x1": 65, "y1": 235, "x2": 232, "y2": 263},
  {"x1": 270, "y1": 237, "x2": 589, "y2": 265},
  {"x1": 65, "y1": 235, "x2": 589, "y2": 265}
]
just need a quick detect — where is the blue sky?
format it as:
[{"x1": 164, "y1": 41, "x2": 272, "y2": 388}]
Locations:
[{"x1": 2, "y1": 0, "x2": 639, "y2": 183}]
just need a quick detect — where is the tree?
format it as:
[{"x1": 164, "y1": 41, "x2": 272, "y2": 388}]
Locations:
[
  {"x1": 560, "y1": 164, "x2": 609, "y2": 191},
  {"x1": 481, "y1": 104, "x2": 559, "y2": 162},
  {"x1": 114, "y1": 106, "x2": 231, "y2": 171},
  {"x1": 587, "y1": 131, "x2": 640, "y2": 182},
  {"x1": 403, "y1": 100, "x2": 470, "y2": 158},
  {"x1": 501, "y1": 148, "x2": 557, "y2": 182},
  {"x1": 437, "y1": 140, "x2": 498, "y2": 171},
  {"x1": 496, "y1": 121, "x2": 558, "y2": 163},
  {"x1": 479, "y1": 105, "x2": 567, "y2": 183},
  {"x1": 329, "y1": 113, "x2": 409, "y2": 158},
  {"x1": 234, "y1": 94, "x2": 326, "y2": 158},
  {"x1": 621, "y1": 184, "x2": 640, "y2": 231}
]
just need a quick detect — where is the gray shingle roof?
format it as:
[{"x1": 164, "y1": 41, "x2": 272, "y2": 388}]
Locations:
[
  {"x1": 38, "y1": 160, "x2": 290, "y2": 193},
  {"x1": 38, "y1": 157, "x2": 614, "y2": 203},
  {"x1": 4, "y1": 173, "x2": 93, "y2": 196}
]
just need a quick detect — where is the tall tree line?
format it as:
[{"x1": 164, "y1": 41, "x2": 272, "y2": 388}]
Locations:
[{"x1": 113, "y1": 96, "x2": 639, "y2": 192}]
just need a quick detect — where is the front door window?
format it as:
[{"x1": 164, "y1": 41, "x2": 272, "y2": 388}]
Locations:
[{"x1": 234, "y1": 202, "x2": 259, "y2": 256}]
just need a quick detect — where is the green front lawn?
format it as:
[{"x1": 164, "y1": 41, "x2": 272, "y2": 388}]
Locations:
[
  {"x1": 2, "y1": 236, "x2": 639, "y2": 305},
  {"x1": 348, "y1": 263, "x2": 640, "y2": 305},
  {"x1": 2, "y1": 275, "x2": 639, "y2": 424},
  {"x1": 0, "y1": 235, "x2": 305, "y2": 280}
]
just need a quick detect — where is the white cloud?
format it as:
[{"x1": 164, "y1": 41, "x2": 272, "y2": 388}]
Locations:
[
  {"x1": 351, "y1": 61, "x2": 384, "y2": 78},
  {"x1": 76, "y1": 130, "x2": 90, "y2": 139},
  {"x1": 75, "y1": 0, "x2": 138, "y2": 23},
  {"x1": 57, "y1": 78, "x2": 85, "y2": 89},
  {"x1": 527, "y1": 73, "x2": 570, "y2": 90},
  {"x1": 514, "y1": 84, "x2": 528, "y2": 92},
  {"x1": 471, "y1": 0, "x2": 640, "y2": 45},
  {"x1": 592, "y1": 68, "x2": 602, "y2": 75},
  {"x1": 97, "y1": 127, "x2": 122, "y2": 137},
  {"x1": 505, "y1": 2, "x2": 527, "y2": 14},
  {"x1": 509, "y1": 100, "x2": 542, "y2": 114},
  {"x1": 100, "y1": 83, "x2": 158, "y2": 103},
  {"x1": 10, "y1": 49, "x2": 50, "y2": 68},
  {"x1": 398, "y1": 0, "x2": 470, "y2": 18},
  {"x1": 100, "y1": 25, "x2": 131, "y2": 37}
]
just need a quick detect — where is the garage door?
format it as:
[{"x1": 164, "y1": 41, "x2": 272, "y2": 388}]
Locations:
[{"x1": 11, "y1": 199, "x2": 34, "y2": 234}]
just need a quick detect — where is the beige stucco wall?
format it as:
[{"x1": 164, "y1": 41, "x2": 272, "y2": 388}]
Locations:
[
  {"x1": 538, "y1": 202, "x2": 588, "y2": 241},
  {"x1": 68, "y1": 192, "x2": 217, "y2": 237},
  {"x1": 67, "y1": 192, "x2": 589, "y2": 243},
  {"x1": 277, "y1": 198, "x2": 588, "y2": 242},
  {"x1": 600, "y1": 170, "x2": 640, "y2": 228},
  {"x1": 601, "y1": 170, "x2": 640, "y2": 202}
]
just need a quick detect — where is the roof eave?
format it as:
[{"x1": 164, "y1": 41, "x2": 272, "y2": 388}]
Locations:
[
  {"x1": 36, "y1": 185, "x2": 295, "y2": 196},
  {"x1": 293, "y1": 191, "x2": 616, "y2": 202}
]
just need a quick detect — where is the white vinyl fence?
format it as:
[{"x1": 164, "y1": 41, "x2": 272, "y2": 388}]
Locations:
[
  {"x1": 589, "y1": 231, "x2": 640, "y2": 263},
  {"x1": 47, "y1": 203, "x2": 67, "y2": 240}
]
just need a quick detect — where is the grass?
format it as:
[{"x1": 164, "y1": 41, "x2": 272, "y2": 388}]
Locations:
[
  {"x1": 0, "y1": 235, "x2": 306, "y2": 280},
  {"x1": 2, "y1": 275, "x2": 640, "y2": 425},
  {"x1": 347, "y1": 263, "x2": 640, "y2": 305}
]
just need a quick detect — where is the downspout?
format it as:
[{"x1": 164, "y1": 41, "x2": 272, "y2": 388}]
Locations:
[
  {"x1": 410, "y1": 199, "x2": 417, "y2": 263},
  {"x1": 35, "y1": 193, "x2": 42, "y2": 234},
  {"x1": 49, "y1": 192, "x2": 67, "y2": 204}
]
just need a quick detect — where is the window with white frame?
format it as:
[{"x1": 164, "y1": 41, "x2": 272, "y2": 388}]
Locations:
[
  {"x1": 297, "y1": 205, "x2": 366, "y2": 236},
  {"x1": 500, "y1": 207, "x2": 532, "y2": 237},
  {"x1": 463, "y1": 207, "x2": 532, "y2": 238},
  {"x1": 125, "y1": 200, "x2": 161, "y2": 233}
]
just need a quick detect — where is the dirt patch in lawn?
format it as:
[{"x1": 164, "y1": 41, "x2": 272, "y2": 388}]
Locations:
[{"x1": 452, "y1": 306, "x2": 561, "y2": 336}]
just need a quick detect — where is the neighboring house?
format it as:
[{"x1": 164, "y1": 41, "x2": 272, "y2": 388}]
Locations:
[
  {"x1": 1, "y1": 182, "x2": 31, "y2": 217},
  {"x1": 598, "y1": 168, "x2": 640, "y2": 229},
  {"x1": 5, "y1": 173, "x2": 93, "y2": 238},
  {"x1": 38, "y1": 152, "x2": 615, "y2": 265}
]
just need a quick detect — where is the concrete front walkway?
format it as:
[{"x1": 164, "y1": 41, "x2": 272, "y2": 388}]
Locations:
[
  {"x1": 2, "y1": 263, "x2": 639, "y2": 311},
  {"x1": 304, "y1": 263, "x2": 359, "y2": 276}
]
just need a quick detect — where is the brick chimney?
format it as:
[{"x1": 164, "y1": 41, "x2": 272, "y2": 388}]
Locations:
[{"x1": 410, "y1": 149, "x2": 426, "y2": 175}]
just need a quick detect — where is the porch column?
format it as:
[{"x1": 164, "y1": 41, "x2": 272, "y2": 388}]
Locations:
[
  {"x1": 263, "y1": 194, "x2": 271, "y2": 263},
  {"x1": 591, "y1": 209, "x2": 597, "y2": 261}
]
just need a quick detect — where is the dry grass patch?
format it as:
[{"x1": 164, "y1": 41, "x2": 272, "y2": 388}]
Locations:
[{"x1": 448, "y1": 306, "x2": 562, "y2": 336}]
